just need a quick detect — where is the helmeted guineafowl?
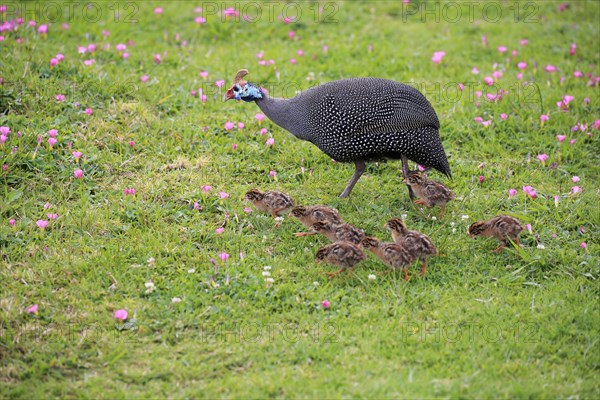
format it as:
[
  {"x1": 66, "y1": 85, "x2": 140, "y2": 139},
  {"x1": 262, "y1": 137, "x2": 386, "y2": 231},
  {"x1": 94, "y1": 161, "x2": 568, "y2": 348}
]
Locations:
[{"x1": 224, "y1": 69, "x2": 451, "y2": 198}]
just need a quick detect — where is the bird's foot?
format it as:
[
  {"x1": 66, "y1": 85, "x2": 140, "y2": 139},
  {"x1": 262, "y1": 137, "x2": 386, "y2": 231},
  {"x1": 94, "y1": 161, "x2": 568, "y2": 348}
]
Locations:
[{"x1": 492, "y1": 244, "x2": 506, "y2": 253}]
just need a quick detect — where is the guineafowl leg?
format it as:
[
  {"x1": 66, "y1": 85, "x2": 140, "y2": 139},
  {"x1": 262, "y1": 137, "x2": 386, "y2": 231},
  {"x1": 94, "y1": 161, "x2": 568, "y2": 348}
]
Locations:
[
  {"x1": 401, "y1": 155, "x2": 416, "y2": 200},
  {"x1": 340, "y1": 160, "x2": 366, "y2": 198}
]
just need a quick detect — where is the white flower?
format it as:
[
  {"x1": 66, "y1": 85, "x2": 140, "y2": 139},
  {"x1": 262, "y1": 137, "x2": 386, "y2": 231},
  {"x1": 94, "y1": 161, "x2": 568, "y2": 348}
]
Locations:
[
  {"x1": 537, "y1": 244, "x2": 546, "y2": 249},
  {"x1": 171, "y1": 297, "x2": 182, "y2": 303},
  {"x1": 274, "y1": 216, "x2": 284, "y2": 222},
  {"x1": 262, "y1": 271, "x2": 271, "y2": 277},
  {"x1": 265, "y1": 277, "x2": 274, "y2": 288},
  {"x1": 147, "y1": 257, "x2": 156, "y2": 266},
  {"x1": 368, "y1": 274, "x2": 376, "y2": 280},
  {"x1": 452, "y1": 228, "x2": 457, "y2": 234},
  {"x1": 461, "y1": 215, "x2": 469, "y2": 220},
  {"x1": 401, "y1": 214, "x2": 408, "y2": 219},
  {"x1": 450, "y1": 222, "x2": 455, "y2": 227},
  {"x1": 144, "y1": 281, "x2": 155, "y2": 293},
  {"x1": 263, "y1": 266, "x2": 272, "y2": 271},
  {"x1": 313, "y1": 281, "x2": 319, "y2": 286},
  {"x1": 187, "y1": 268, "x2": 195, "y2": 273},
  {"x1": 431, "y1": 216, "x2": 437, "y2": 221}
]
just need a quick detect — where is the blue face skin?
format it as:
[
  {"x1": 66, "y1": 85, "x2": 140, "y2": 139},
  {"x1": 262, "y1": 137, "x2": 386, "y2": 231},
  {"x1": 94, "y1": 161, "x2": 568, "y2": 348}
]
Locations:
[{"x1": 232, "y1": 83, "x2": 263, "y2": 102}]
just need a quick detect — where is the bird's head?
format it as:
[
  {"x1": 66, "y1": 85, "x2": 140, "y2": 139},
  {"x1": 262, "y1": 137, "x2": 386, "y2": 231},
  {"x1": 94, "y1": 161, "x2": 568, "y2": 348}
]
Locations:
[
  {"x1": 224, "y1": 69, "x2": 264, "y2": 102},
  {"x1": 311, "y1": 221, "x2": 333, "y2": 233},
  {"x1": 244, "y1": 189, "x2": 264, "y2": 201},
  {"x1": 290, "y1": 206, "x2": 308, "y2": 218},
  {"x1": 360, "y1": 236, "x2": 380, "y2": 249},
  {"x1": 467, "y1": 221, "x2": 486, "y2": 237},
  {"x1": 384, "y1": 218, "x2": 407, "y2": 234},
  {"x1": 403, "y1": 172, "x2": 427, "y2": 186}
]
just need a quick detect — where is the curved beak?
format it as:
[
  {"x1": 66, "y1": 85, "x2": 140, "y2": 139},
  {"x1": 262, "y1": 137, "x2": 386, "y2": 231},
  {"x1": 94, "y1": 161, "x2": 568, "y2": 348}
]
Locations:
[{"x1": 223, "y1": 88, "x2": 235, "y2": 101}]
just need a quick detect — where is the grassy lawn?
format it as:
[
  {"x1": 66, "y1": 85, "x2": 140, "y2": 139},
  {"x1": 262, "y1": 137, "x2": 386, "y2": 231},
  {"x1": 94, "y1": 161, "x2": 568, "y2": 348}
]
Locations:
[{"x1": 1, "y1": 0, "x2": 599, "y2": 397}]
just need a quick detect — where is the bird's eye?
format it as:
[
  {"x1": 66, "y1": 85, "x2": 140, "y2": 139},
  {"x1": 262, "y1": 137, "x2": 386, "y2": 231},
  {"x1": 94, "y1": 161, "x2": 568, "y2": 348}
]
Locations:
[{"x1": 233, "y1": 86, "x2": 240, "y2": 92}]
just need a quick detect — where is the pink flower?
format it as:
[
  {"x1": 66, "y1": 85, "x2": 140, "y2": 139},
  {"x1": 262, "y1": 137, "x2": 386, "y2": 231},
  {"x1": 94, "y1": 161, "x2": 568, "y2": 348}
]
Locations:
[
  {"x1": 483, "y1": 76, "x2": 494, "y2": 86},
  {"x1": 573, "y1": 71, "x2": 583, "y2": 78},
  {"x1": 269, "y1": 170, "x2": 277, "y2": 178},
  {"x1": 84, "y1": 108, "x2": 93, "y2": 115},
  {"x1": 154, "y1": 53, "x2": 161, "y2": 64},
  {"x1": 231, "y1": 143, "x2": 238, "y2": 150},
  {"x1": 195, "y1": 16, "x2": 206, "y2": 24},
  {"x1": 481, "y1": 36, "x2": 488, "y2": 47},
  {"x1": 525, "y1": 224, "x2": 532, "y2": 234},
  {"x1": 260, "y1": 128, "x2": 268, "y2": 135},
  {"x1": 116, "y1": 43, "x2": 126, "y2": 52},
  {"x1": 500, "y1": 113, "x2": 508, "y2": 120},
  {"x1": 114, "y1": 309, "x2": 128, "y2": 321},
  {"x1": 557, "y1": 135, "x2": 566, "y2": 143},
  {"x1": 516, "y1": 73, "x2": 523, "y2": 80},
  {"x1": 540, "y1": 114, "x2": 549, "y2": 122},
  {"x1": 224, "y1": 7, "x2": 239, "y2": 17},
  {"x1": 472, "y1": 67, "x2": 479, "y2": 74},
  {"x1": 219, "y1": 191, "x2": 229, "y2": 199},
  {"x1": 458, "y1": 83, "x2": 464, "y2": 91},
  {"x1": 290, "y1": 58, "x2": 297, "y2": 65},
  {"x1": 56, "y1": 93, "x2": 66, "y2": 102},
  {"x1": 554, "y1": 195, "x2": 560, "y2": 207},
  {"x1": 297, "y1": 50, "x2": 304, "y2": 56},
  {"x1": 571, "y1": 176, "x2": 580, "y2": 183},
  {"x1": 508, "y1": 189, "x2": 517, "y2": 198},
  {"x1": 73, "y1": 151, "x2": 83, "y2": 161},
  {"x1": 50, "y1": 58, "x2": 59, "y2": 67},
  {"x1": 523, "y1": 186, "x2": 537, "y2": 199},
  {"x1": 129, "y1": 141, "x2": 135, "y2": 147},
  {"x1": 38, "y1": 24, "x2": 48, "y2": 34},
  {"x1": 255, "y1": 113, "x2": 265, "y2": 122},
  {"x1": 9, "y1": 219, "x2": 16, "y2": 227},
  {"x1": 431, "y1": 51, "x2": 446, "y2": 64},
  {"x1": 570, "y1": 139, "x2": 576, "y2": 145},
  {"x1": 48, "y1": 138, "x2": 57, "y2": 148},
  {"x1": 478, "y1": 176, "x2": 485, "y2": 183},
  {"x1": 237, "y1": 122, "x2": 244, "y2": 129},
  {"x1": 0, "y1": 126, "x2": 10, "y2": 135},
  {"x1": 140, "y1": 75, "x2": 149, "y2": 82},
  {"x1": 497, "y1": 46, "x2": 507, "y2": 53},
  {"x1": 74, "y1": 169, "x2": 84, "y2": 179},
  {"x1": 47, "y1": 213, "x2": 58, "y2": 220},
  {"x1": 492, "y1": 71, "x2": 503, "y2": 79},
  {"x1": 536, "y1": 154, "x2": 548, "y2": 163},
  {"x1": 27, "y1": 304, "x2": 39, "y2": 314},
  {"x1": 322, "y1": 300, "x2": 330, "y2": 309},
  {"x1": 199, "y1": 71, "x2": 209, "y2": 79},
  {"x1": 288, "y1": 30, "x2": 296, "y2": 38},
  {"x1": 517, "y1": 62, "x2": 527, "y2": 70},
  {"x1": 193, "y1": 202, "x2": 202, "y2": 211},
  {"x1": 571, "y1": 186, "x2": 582, "y2": 194},
  {"x1": 201, "y1": 185, "x2": 212, "y2": 192},
  {"x1": 224, "y1": 121, "x2": 235, "y2": 131},
  {"x1": 244, "y1": 207, "x2": 253, "y2": 213},
  {"x1": 124, "y1": 188, "x2": 136, "y2": 196},
  {"x1": 219, "y1": 252, "x2": 230, "y2": 262},
  {"x1": 569, "y1": 43, "x2": 576, "y2": 56},
  {"x1": 154, "y1": 7, "x2": 163, "y2": 14},
  {"x1": 580, "y1": 242, "x2": 587, "y2": 249},
  {"x1": 215, "y1": 227, "x2": 225, "y2": 234},
  {"x1": 83, "y1": 59, "x2": 95, "y2": 66},
  {"x1": 215, "y1": 80, "x2": 225, "y2": 88},
  {"x1": 266, "y1": 138, "x2": 275, "y2": 147},
  {"x1": 36, "y1": 220, "x2": 49, "y2": 229},
  {"x1": 48, "y1": 129, "x2": 58, "y2": 137},
  {"x1": 481, "y1": 120, "x2": 492, "y2": 127},
  {"x1": 545, "y1": 65, "x2": 556, "y2": 73}
]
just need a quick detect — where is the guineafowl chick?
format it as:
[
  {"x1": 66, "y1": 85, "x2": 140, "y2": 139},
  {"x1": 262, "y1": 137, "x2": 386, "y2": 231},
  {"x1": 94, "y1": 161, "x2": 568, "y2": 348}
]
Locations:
[
  {"x1": 225, "y1": 69, "x2": 451, "y2": 199},
  {"x1": 468, "y1": 215, "x2": 524, "y2": 252},
  {"x1": 315, "y1": 241, "x2": 367, "y2": 278},
  {"x1": 311, "y1": 221, "x2": 365, "y2": 245},
  {"x1": 403, "y1": 172, "x2": 454, "y2": 219},
  {"x1": 290, "y1": 205, "x2": 343, "y2": 236},
  {"x1": 360, "y1": 236, "x2": 417, "y2": 281},
  {"x1": 384, "y1": 218, "x2": 437, "y2": 277},
  {"x1": 244, "y1": 189, "x2": 294, "y2": 218}
]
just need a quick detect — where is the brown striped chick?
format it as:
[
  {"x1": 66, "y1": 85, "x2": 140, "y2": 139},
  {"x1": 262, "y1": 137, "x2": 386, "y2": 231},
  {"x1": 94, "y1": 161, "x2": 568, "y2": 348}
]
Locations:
[
  {"x1": 290, "y1": 205, "x2": 343, "y2": 237},
  {"x1": 315, "y1": 241, "x2": 367, "y2": 278},
  {"x1": 468, "y1": 215, "x2": 524, "y2": 252},
  {"x1": 384, "y1": 218, "x2": 437, "y2": 277},
  {"x1": 310, "y1": 221, "x2": 365, "y2": 245},
  {"x1": 244, "y1": 189, "x2": 294, "y2": 227},
  {"x1": 360, "y1": 236, "x2": 417, "y2": 281},
  {"x1": 403, "y1": 172, "x2": 454, "y2": 219}
]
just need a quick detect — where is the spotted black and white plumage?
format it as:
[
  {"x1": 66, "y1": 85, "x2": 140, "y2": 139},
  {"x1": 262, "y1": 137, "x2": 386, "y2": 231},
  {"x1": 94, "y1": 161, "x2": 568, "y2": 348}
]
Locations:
[{"x1": 226, "y1": 71, "x2": 451, "y2": 198}]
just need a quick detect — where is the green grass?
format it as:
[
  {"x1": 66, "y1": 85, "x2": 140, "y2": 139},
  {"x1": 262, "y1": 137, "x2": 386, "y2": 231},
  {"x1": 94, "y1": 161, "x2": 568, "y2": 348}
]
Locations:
[{"x1": 1, "y1": 0, "x2": 599, "y2": 398}]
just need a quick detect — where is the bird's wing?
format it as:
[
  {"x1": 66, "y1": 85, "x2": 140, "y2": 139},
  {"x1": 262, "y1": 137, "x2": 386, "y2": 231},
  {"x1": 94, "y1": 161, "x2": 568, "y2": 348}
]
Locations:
[{"x1": 263, "y1": 192, "x2": 292, "y2": 209}]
